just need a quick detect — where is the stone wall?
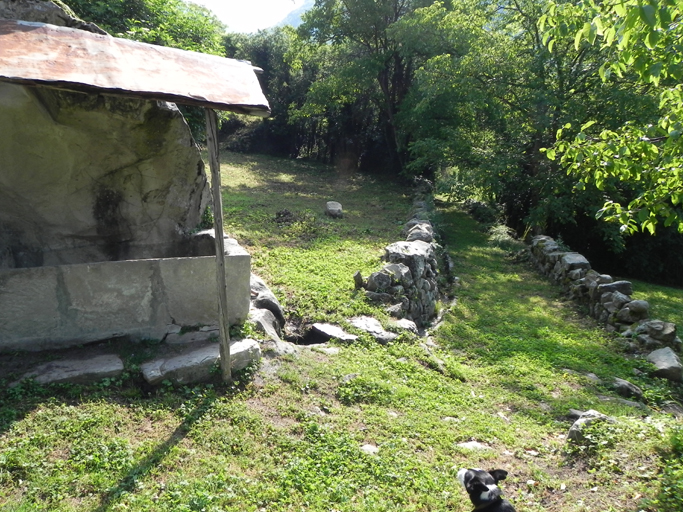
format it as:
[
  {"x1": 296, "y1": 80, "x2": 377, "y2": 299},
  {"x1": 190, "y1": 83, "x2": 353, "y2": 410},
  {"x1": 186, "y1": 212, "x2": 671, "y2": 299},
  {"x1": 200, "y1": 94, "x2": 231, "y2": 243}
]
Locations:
[
  {"x1": 529, "y1": 235, "x2": 682, "y2": 381},
  {"x1": 0, "y1": 234, "x2": 250, "y2": 352},
  {"x1": 354, "y1": 182, "x2": 440, "y2": 327}
]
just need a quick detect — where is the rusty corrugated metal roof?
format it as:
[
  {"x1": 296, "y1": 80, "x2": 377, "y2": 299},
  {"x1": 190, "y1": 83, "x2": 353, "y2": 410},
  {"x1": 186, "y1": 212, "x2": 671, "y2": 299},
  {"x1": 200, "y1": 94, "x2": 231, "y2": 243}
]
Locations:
[{"x1": 0, "y1": 19, "x2": 270, "y2": 116}]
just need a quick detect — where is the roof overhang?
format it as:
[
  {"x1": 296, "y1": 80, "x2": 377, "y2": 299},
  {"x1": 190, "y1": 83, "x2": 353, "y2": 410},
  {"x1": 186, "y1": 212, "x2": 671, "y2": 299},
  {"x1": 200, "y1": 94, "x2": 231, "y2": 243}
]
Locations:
[{"x1": 0, "y1": 19, "x2": 270, "y2": 116}]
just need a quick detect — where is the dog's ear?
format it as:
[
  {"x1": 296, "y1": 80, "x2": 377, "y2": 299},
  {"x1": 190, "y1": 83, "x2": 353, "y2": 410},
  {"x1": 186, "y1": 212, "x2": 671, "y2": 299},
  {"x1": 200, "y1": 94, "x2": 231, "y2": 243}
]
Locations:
[
  {"x1": 488, "y1": 469, "x2": 508, "y2": 483},
  {"x1": 467, "y1": 476, "x2": 491, "y2": 494}
]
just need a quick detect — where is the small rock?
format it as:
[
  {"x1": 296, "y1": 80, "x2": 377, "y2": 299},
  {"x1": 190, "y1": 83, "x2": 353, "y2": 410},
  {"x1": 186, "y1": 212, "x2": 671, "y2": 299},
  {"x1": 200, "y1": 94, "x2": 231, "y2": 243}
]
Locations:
[
  {"x1": 568, "y1": 410, "x2": 614, "y2": 443},
  {"x1": 365, "y1": 290, "x2": 393, "y2": 304},
  {"x1": 249, "y1": 307, "x2": 281, "y2": 342},
  {"x1": 457, "y1": 441, "x2": 490, "y2": 451},
  {"x1": 260, "y1": 338, "x2": 298, "y2": 359},
  {"x1": 585, "y1": 372, "x2": 601, "y2": 384},
  {"x1": 325, "y1": 201, "x2": 343, "y2": 218},
  {"x1": 310, "y1": 345, "x2": 341, "y2": 356},
  {"x1": 386, "y1": 303, "x2": 405, "y2": 318},
  {"x1": 614, "y1": 377, "x2": 643, "y2": 399},
  {"x1": 353, "y1": 270, "x2": 364, "y2": 289},
  {"x1": 349, "y1": 316, "x2": 398, "y2": 344},
  {"x1": 637, "y1": 334, "x2": 664, "y2": 350},
  {"x1": 661, "y1": 402, "x2": 683, "y2": 418},
  {"x1": 361, "y1": 444, "x2": 379, "y2": 455},
  {"x1": 568, "y1": 409, "x2": 584, "y2": 420},
  {"x1": 390, "y1": 318, "x2": 419, "y2": 334},
  {"x1": 646, "y1": 347, "x2": 683, "y2": 382}
]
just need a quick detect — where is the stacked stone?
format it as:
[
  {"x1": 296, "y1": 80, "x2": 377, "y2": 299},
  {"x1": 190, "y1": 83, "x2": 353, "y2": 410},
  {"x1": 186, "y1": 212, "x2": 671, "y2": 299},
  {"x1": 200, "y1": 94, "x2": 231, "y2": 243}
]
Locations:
[
  {"x1": 354, "y1": 186, "x2": 440, "y2": 327},
  {"x1": 529, "y1": 235, "x2": 682, "y2": 382}
]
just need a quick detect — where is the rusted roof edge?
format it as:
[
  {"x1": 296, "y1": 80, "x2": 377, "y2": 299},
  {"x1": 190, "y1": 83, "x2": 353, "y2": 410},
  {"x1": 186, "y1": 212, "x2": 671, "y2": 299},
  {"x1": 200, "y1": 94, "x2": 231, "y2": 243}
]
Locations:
[{"x1": 0, "y1": 19, "x2": 271, "y2": 116}]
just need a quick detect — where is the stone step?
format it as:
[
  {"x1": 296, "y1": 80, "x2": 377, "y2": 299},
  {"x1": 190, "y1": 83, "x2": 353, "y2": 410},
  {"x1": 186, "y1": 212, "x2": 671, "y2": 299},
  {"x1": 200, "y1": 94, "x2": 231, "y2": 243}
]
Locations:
[
  {"x1": 140, "y1": 339, "x2": 261, "y2": 385},
  {"x1": 16, "y1": 354, "x2": 124, "y2": 386}
]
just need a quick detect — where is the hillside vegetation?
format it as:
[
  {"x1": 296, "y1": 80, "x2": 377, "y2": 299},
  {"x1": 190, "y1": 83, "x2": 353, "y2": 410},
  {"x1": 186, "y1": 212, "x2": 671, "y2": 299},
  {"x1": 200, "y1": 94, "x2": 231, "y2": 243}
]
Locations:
[
  {"x1": 1, "y1": 152, "x2": 682, "y2": 511},
  {"x1": 63, "y1": 0, "x2": 683, "y2": 286}
]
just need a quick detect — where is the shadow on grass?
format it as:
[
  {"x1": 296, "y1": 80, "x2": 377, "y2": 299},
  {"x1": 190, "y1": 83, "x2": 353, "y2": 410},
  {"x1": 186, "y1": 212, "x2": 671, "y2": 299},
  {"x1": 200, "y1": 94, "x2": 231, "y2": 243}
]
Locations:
[{"x1": 92, "y1": 394, "x2": 216, "y2": 512}]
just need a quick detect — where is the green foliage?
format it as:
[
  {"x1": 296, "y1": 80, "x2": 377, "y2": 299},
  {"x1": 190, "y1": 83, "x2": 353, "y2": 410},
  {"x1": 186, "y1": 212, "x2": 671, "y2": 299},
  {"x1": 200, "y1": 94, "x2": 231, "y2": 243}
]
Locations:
[
  {"x1": 542, "y1": 0, "x2": 683, "y2": 234},
  {"x1": 336, "y1": 375, "x2": 398, "y2": 405},
  {"x1": 65, "y1": 0, "x2": 226, "y2": 55},
  {"x1": 2, "y1": 166, "x2": 683, "y2": 510}
]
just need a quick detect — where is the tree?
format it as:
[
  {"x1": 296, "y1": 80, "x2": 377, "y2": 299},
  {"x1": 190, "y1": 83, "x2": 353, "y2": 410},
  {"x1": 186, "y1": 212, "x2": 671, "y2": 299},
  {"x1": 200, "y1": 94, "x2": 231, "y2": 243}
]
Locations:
[
  {"x1": 542, "y1": 0, "x2": 683, "y2": 234},
  {"x1": 65, "y1": 0, "x2": 226, "y2": 55},
  {"x1": 296, "y1": 0, "x2": 434, "y2": 174}
]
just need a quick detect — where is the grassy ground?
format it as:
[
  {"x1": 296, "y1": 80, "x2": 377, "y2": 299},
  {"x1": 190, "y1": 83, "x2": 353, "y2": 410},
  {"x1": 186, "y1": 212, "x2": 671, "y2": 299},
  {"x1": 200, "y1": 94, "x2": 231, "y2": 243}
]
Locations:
[{"x1": 1, "y1": 152, "x2": 682, "y2": 511}]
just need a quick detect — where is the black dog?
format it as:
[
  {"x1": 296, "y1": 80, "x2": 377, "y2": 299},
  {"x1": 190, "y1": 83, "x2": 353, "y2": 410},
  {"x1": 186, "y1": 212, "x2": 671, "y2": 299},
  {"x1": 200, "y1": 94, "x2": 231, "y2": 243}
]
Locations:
[{"x1": 457, "y1": 468, "x2": 516, "y2": 511}]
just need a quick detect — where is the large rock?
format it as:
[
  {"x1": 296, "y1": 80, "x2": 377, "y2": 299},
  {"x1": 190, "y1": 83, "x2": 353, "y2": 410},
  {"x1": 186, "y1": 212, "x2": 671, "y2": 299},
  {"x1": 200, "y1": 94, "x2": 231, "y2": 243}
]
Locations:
[
  {"x1": 561, "y1": 253, "x2": 591, "y2": 272},
  {"x1": 383, "y1": 263, "x2": 413, "y2": 288},
  {"x1": 0, "y1": 0, "x2": 106, "y2": 33},
  {"x1": 140, "y1": 339, "x2": 261, "y2": 385},
  {"x1": 613, "y1": 378, "x2": 643, "y2": 399},
  {"x1": 384, "y1": 241, "x2": 435, "y2": 280},
  {"x1": 647, "y1": 347, "x2": 683, "y2": 382},
  {"x1": 597, "y1": 281, "x2": 634, "y2": 296},
  {"x1": 0, "y1": 1, "x2": 210, "y2": 268},
  {"x1": 366, "y1": 271, "x2": 392, "y2": 292},
  {"x1": 637, "y1": 320, "x2": 677, "y2": 344}
]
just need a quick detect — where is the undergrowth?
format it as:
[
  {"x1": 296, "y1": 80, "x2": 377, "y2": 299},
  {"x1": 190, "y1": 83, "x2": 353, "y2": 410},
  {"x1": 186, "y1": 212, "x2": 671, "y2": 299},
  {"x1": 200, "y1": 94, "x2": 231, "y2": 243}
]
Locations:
[{"x1": 1, "y1": 152, "x2": 682, "y2": 511}]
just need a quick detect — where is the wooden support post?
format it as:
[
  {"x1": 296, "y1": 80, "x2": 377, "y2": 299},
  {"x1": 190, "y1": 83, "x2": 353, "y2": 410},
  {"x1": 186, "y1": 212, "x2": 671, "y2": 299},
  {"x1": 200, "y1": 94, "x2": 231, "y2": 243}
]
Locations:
[{"x1": 205, "y1": 108, "x2": 232, "y2": 382}]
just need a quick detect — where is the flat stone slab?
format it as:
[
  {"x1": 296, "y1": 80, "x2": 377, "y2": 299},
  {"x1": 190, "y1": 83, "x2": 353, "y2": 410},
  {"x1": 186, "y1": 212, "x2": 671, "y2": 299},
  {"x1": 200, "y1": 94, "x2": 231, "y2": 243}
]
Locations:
[
  {"x1": 141, "y1": 339, "x2": 261, "y2": 385},
  {"x1": 349, "y1": 316, "x2": 398, "y2": 344},
  {"x1": 309, "y1": 344, "x2": 341, "y2": 356},
  {"x1": 309, "y1": 323, "x2": 358, "y2": 343},
  {"x1": 18, "y1": 354, "x2": 124, "y2": 385}
]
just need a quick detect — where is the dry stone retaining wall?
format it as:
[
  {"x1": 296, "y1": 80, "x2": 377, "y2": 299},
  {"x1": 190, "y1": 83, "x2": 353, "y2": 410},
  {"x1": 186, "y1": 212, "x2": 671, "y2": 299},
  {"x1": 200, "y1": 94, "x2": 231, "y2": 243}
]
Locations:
[
  {"x1": 529, "y1": 235, "x2": 682, "y2": 382},
  {"x1": 354, "y1": 182, "x2": 441, "y2": 327}
]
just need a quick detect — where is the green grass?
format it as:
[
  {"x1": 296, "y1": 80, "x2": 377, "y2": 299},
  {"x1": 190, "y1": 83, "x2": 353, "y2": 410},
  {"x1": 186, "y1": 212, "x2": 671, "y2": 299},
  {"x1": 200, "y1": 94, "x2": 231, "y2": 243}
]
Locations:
[{"x1": 1, "y1": 152, "x2": 682, "y2": 511}]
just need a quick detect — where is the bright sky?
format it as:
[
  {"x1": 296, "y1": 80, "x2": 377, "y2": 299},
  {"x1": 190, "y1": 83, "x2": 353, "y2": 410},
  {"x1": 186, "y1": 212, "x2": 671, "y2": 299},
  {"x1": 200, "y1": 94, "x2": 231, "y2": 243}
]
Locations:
[{"x1": 192, "y1": 0, "x2": 306, "y2": 33}]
